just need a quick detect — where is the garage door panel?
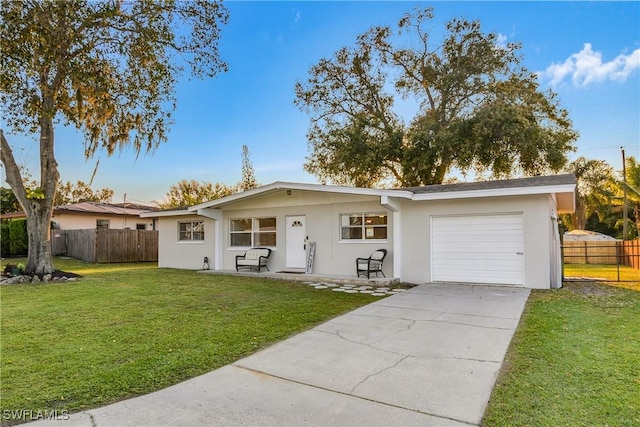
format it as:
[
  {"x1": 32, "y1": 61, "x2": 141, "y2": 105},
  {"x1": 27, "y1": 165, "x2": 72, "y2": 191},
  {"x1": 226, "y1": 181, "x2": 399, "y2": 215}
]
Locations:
[
  {"x1": 434, "y1": 252, "x2": 522, "y2": 261},
  {"x1": 431, "y1": 214, "x2": 524, "y2": 285},
  {"x1": 434, "y1": 259, "x2": 524, "y2": 272}
]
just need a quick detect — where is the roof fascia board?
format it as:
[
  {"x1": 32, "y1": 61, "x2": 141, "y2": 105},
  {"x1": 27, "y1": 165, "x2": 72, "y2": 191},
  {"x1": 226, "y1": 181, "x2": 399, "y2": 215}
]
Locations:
[
  {"x1": 411, "y1": 184, "x2": 576, "y2": 201},
  {"x1": 188, "y1": 181, "x2": 412, "y2": 211},
  {"x1": 185, "y1": 180, "x2": 575, "y2": 211},
  {"x1": 141, "y1": 210, "x2": 191, "y2": 218},
  {"x1": 55, "y1": 210, "x2": 147, "y2": 216}
]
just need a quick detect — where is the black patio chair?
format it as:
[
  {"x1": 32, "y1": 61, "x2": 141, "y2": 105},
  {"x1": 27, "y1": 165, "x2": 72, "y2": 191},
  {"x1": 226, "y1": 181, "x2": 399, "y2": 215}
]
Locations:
[{"x1": 356, "y1": 249, "x2": 387, "y2": 279}]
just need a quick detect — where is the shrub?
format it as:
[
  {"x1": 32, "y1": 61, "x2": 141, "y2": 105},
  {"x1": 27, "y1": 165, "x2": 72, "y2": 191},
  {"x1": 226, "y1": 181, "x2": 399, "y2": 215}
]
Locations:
[{"x1": 9, "y1": 219, "x2": 28, "y2": 256}]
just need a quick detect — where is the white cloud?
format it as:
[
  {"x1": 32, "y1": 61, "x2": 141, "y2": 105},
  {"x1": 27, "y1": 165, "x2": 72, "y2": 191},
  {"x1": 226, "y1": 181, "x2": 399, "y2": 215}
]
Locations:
[
  {"x1": 541, "y1": 43, "x2": 640, "y2": 87},
  {"x1": 495, "y1": 33, "x2": 508, "y2": 49},
  {"x1": 291, "y1": 9, "x2": 301, "y2": 29}
]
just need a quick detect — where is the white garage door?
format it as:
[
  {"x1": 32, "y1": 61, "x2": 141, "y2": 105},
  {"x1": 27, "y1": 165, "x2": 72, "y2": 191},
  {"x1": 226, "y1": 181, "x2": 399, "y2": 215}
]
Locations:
[{"x1": 431, "y1": 214, "x2": 524, "y2": 285}]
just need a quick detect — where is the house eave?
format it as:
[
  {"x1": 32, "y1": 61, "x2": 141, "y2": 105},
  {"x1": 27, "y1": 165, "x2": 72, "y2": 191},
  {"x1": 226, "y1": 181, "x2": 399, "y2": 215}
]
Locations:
[
  {"x1": 178, "y1": 176, "x2": 576, "y2": 213},
  {"x1": 141, "y1": 209, "x2": 191, "y2": 218},
  {"x1": 411, "y1": 183, "x2": 576, "y2": 202},
  {"x1": 188, "y1": 181, "x2": 413, "y2": 211}
]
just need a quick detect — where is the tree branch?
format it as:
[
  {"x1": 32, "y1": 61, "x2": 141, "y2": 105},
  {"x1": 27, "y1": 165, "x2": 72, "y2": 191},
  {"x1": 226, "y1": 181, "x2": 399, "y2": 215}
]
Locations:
[{"x1": 0, "y1": 129, "x2": 29, "y2": 210}]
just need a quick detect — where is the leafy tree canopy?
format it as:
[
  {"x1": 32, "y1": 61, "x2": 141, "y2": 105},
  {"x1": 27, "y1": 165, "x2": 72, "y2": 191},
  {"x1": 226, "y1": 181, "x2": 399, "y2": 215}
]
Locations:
[
  {"x1": 1, "y1": 180, "x2": 114, "y2": 213},
  {"x1": 154, "y1": 180, "x2": 236, "y2": 210},
  {"x1": 562, "y1": 156, "x2": 639, "y2": 239},
  {"x1": 0, "y1": 0, "x2": 228, "y2": 274},
  {"x1": 564, "y1": 156, "x2": 616, "y2": 231},
  {"x1": 55, "y1": 180, "x2": 114, "y2": 205},
  {"x1": 0, "y1": 187, "x2": 21, "y2": 214},
  {"x1": 295, "y1": 7, "x2": 578, "y2": 187}
]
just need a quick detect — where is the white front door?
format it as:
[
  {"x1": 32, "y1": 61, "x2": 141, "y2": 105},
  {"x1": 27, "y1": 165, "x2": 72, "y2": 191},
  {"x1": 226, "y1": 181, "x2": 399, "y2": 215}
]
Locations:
[{"x1": 286, "y1": 215, "x2": 307, "y2": 269}]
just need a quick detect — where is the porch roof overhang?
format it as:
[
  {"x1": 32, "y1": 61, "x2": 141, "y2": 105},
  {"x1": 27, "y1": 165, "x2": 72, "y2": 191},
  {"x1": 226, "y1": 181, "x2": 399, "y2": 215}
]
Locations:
[
  {"x1": 405, "y1": 174, "x2": 576, "y2": 213},
  {"x1": 141, "y1": 208, "x2": 192, "y2": 218},
  {"x1": 187, "y1": 181, "x2": 412, "y2": 212},
  {"x1": 186, "y1": 175, "x2": 576, "y2": 213},
  {"x1": 410, "y1": 182, "x2": 576, "y2": 213}
]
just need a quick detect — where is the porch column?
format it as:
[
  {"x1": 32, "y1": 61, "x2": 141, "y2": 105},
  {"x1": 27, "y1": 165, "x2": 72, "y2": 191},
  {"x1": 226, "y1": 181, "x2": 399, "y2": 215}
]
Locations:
[
  {"x1": 196, "y1": 208, "x2": 223, "y2": 270},
  {"x1": 381, "y1": 196, "x2": 402, "y2": 281}
]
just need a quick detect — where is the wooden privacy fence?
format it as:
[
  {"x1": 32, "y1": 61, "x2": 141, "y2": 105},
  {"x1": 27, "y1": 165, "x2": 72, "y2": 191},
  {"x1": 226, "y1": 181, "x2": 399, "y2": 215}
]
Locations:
[
  {"x1": 52, "y1": 229, "x2": 158, "y2": 263},
  {"x1": 562, "y1": 239, "x2": 640, "y2": 270}
]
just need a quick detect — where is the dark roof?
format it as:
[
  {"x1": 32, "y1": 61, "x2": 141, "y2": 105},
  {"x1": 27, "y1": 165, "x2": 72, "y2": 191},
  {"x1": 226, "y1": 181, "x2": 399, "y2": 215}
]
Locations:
[
  {"x1": 405, "y1": 174, "x2": 576, "y2": 194},
  {"x1": 54, "y1": 202, "x2": 154, "y2": 215},
  {"x1": 1, "y1": 202, "x2": 156, "y2": 220}
]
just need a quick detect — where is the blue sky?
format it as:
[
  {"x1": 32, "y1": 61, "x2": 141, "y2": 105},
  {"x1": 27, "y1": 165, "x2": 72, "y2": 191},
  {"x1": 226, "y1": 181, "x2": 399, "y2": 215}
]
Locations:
[{"x1": 3, "y1": 1, "x2": 639, "y2": 205}]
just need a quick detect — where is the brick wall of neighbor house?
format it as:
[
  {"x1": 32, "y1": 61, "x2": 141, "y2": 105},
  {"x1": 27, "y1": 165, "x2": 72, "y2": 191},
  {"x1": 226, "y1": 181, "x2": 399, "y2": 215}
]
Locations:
[{"x1": 157, "y1": 215, "x2": 215, "y2": 270}]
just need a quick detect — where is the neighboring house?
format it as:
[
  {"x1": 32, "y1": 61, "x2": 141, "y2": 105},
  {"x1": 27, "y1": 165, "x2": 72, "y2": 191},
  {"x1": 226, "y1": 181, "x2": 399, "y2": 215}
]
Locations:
[
  {"x1": 1, "y1": 202, "x2": 156, "y2": 231},
  {"x1": 142, "y1": 174, "x2": 576, "y2": 289}
]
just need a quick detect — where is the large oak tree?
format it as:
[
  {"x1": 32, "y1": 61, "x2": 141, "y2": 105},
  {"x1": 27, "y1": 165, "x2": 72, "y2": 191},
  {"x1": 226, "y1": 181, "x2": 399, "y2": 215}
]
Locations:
[
  {"x1": 1, "y1": 0, "x2": 227, "y2": 274},
  {"x1": 295, "y1": 8, "x2": 577, "y2": 187}
]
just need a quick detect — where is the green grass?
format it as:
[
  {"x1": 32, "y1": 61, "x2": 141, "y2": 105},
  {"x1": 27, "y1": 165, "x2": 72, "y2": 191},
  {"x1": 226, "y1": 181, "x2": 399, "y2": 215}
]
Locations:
[
  {"x1": 564, "y1": 264, "x2": 640, "y2": 292},
  {"x1": 0, "y1": 258, "x2": 377, "y2": 424},
  {"x1": 482, "y1": 281, "x2": 640, "y2": 427}
]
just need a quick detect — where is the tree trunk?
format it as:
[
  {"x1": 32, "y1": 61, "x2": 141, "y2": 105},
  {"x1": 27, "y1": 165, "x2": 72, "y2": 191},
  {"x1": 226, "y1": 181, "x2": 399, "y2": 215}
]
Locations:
[
  {"x1": 25, "y1": 200, "x2": 55, "y2": 275},
  {"x1": 0, "y1": 111, "x2": 59, "y2": 276},
  {"x1": 573, "y1": 195, "x2": 586, "y2": 230}
]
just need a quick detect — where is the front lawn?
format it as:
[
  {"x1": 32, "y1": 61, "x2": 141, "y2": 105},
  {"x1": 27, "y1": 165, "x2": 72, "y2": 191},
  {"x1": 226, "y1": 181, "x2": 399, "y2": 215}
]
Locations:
[
  {"x1": 482, "y1": 281, "x2": 640, "y2": 426},
  {"x1": 0, "y1": 258, "x2": 377, "y2": 425}
]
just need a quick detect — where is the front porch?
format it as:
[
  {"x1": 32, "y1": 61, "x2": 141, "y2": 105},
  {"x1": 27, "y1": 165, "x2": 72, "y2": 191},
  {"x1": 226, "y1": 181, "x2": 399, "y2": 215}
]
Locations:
[{"x1": 197, "y1": 269, "x2": 400, "y2": 288}]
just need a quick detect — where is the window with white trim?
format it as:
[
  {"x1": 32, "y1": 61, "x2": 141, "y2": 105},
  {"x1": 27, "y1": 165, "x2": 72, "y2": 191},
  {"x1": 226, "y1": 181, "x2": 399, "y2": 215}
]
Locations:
[
  {"x1": 229, "y1": 217, "x2": 276, "y2": 248},
  {"x1": 178, "y1": 221, "x2": 205, "y2": 241},
  {"x1": 340, "y1": 213, "x2": 387, "y2": 241}
]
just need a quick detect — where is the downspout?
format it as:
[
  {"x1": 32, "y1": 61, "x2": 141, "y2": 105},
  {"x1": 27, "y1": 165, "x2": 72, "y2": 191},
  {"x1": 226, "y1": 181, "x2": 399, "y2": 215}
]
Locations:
[
  {"x1": 550, "y1": 194, "x2": 562, "y2": 289},
  {"x1": 196, "y1": 208, "x2": 223, "y2": 270},
  {"x1": 381, "y1": 196, "x2": 402, "y2": 281}
]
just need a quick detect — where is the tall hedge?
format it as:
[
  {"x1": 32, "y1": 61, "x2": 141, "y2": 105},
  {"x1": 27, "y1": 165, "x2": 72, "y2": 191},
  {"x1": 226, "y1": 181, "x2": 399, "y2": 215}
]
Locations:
[
  {"x1": 8, "y1": 219, "x2": 28, "y2": 256},
  {"x1": 0, "y1": 223, "x2": 10, "y2": 256}
]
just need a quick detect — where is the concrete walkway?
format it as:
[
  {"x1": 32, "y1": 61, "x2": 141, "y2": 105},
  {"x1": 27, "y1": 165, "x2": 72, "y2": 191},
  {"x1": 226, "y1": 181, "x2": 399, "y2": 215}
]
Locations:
[{"x1": 30, "y1": 283, "x2": 530, "y2": 427}]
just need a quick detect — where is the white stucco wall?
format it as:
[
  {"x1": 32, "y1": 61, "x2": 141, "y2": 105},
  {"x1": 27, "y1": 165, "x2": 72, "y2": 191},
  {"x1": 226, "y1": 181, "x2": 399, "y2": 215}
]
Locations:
[
  {"x1": 157, "y1": 215, "x2": 215, "y2": 270},
  {"x1": 52, "y1": 213, "x2": 154, "y2": 230},
  {"x1": 215, "y1": 192, "x2": 393, "y2": 277},
  {"x1": 398, "y1": 194, "x2": 554, "y2": 288},
  {"x1": 156, "y1": 189, "x2": 561, "y2": 289}
]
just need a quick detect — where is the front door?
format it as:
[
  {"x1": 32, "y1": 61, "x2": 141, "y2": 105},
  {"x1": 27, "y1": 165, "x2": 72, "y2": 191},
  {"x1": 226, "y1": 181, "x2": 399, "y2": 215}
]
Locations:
[{"x1": 286, "y1": 215, "x2": 306, "y2": 269}]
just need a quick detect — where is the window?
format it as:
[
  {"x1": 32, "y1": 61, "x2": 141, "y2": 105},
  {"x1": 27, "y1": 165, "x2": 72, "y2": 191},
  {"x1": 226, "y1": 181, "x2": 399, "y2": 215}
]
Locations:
[
  {"x1": 96, "y1": 219, "x2": 110, "y2": 230},
  {"x1": 136, "y1": 224, "x2": 146, "y2": 230},
  {"x1": 179, "y1": 221, "x2": 205, "y2": 241},
  {"x1": 340, "y1": 213, "x2": 387, "y2": 241},
  {"x1": 230, "y1": 217, "x2": 276, "y2": 248}
]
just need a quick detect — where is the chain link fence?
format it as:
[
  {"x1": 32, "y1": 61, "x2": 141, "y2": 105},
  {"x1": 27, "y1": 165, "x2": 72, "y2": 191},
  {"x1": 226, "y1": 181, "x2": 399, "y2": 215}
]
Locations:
[{"x1": 562, "y1": 239, "x2": 640, "y2": 282}]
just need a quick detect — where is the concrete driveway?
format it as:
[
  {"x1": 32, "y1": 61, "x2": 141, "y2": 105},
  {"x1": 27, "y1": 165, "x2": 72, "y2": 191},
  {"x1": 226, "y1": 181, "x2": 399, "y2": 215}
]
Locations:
[{"x1": 29, "y1": 283, "x2": 530, "y2": 427}]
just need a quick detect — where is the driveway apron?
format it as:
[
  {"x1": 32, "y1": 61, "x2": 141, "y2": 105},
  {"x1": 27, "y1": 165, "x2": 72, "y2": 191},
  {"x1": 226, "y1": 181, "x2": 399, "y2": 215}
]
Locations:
[{"x1": 29, "y1": 283, "x2": 530, "y2": 427}]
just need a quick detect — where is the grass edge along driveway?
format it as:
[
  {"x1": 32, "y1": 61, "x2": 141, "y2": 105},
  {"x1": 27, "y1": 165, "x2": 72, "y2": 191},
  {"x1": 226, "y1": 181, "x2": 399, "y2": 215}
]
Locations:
[
  {"x1": 482, "y1": 281, "x2": 640, "y2": 427},
  {"x1": 0, "y1": 258, "x2": 378, "y2": 425}
]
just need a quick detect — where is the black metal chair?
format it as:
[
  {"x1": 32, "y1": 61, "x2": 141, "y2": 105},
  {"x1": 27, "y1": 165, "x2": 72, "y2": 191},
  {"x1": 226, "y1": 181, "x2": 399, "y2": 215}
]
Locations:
[
  {"x1": 235, "y1": 248, "x2": 271, "y2": 272},
  {"x1": 356, "y1": 249, "x2": 387, "y2": 279}
]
